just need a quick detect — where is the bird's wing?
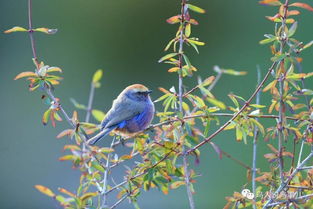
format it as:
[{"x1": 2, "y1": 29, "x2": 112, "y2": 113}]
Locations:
[{"x1": 101, "y1": 98, "x2": 144, "y2": 129}]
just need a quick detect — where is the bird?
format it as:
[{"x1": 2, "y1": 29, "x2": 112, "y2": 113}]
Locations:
[{"x1": 87, "y1": 84, "x2": 155, "y2": 145}]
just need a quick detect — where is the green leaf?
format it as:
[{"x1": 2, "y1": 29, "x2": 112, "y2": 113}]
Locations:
[
  {"x1": 271, "y1": 53, "x2": 287, "y2": 62},
  {"x1": 34, "y1": 28, "x2": 58, "y2": 34},
  {"x1": 92, "y1": 69, "x2": 103, "y2": 84},
  {"x1": 206, "y1": 97, "x2": 226, "y2": 109},
  {"x1": 187, "y1": 4, "x2": 205, "y2": 14},
  {"x1": 185, "y1": 23, "x2": 191, "y2": 37},
  {"x1": 42, "y1": 109, "x2": 52, "y2": 125},
  {"x1": 158, "y1": 53, "x2": 178, "y2": 63},
  {"x1": 70, "y1": 98, "x2": 87, "y2": 110},
  {"x1": 222, "y1": 69, "x2": 247, "y2": 76},
  {"x1": 288, "y1": 21, "x2": 298, "y2": 37},
  {"x1": 188, "y1": 39, "x2": 205, "y2": 46},
  {"x1": 92, "y1": 109, "x2": 105, "y2": 122},
  {"x1": 259, "y1": 36, "x2": 277, "y2": 44},
  {"x1": 182, "y1": 54, "x2": 192, "y2": 68}
]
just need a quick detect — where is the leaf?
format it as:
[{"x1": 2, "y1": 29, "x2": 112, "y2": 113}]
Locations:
[
  {"x1": 4, "y1": 26, "x2": 28, "y2": 33},
  {"x1": 92, "y1": 109, "x2": 105, "y2": 122},
  {"x1": 259, "y1": 0, "x2": 282, "y2": 6},
  {"x1": 271, "y1": 53, "x2": 287, "y2": 62},
  {"x1": 99, "y1": 147, "x2": 114, "y2": 153},
  {"x1": 80, "y1": 192, "x2": 98, "y2": 201},
  {"x1": 288, "y1": 21, "x2": 297, "y2": 37},
  {"x1": 92, "y1": 69, "x2": 103, "y2": 84},
  {"x1": 70, "y1": 98, "x2": 87, "y2": 110},
  {"x1": 182, "y1": 54, "x2": 192, "y2": 68},
  {"x1": 34, "y1": 28, "x2": 58, "y2": 34},
  {"x1": 185, "y1": 23, "x2": 191, "y2": 37},
  {"x1": 188, "y1": 39, "x2": 205, "y2": 46},
  {"x1": 259, "y1": 36, "x2": 277, "y2": 44},
  {"x1": 57, "y1": 129, "x2": 74, "y2": 139},
  {"x1": 14, "y1": 71, "x2": 37, "y2": 80},
  {"x1": 290, "y1": 2, "x2": 313, "y2": 12},
  {"x1": 47, "y1": 67, "x2": 62, "y2": 73},
  {"x1": 168, "y1": 67, "x2": 180, "y2": 73},
  {"x1": 59, "y1": 155, "x2": 76, "y2": 161},
  {"x1": 202, "y1": 76, "x2": 215, "y2": 87},
  {"x1": 42, "y1": 109, "x2": 52, "y2": 125},
  {"x1": 302, "y1": 40, "x2": 313, "y2": 50},
  {"x1": 187, "y1": 4, "x2": 206, "y2": 13},
  {"x1": 222, "y1": 69, "x2": 247, "y2": 76},
  {"x1": 170, "y1": 181, "x2": 185, "y2": 189},
  {"x1": 58, "y1": 188, "x2": 76, "y2": 197},
  {"x1": 158, "y1": 53, "x2": 178, "y2": 63},
  {"x1": 34, "y1": 185, "x2": 55, "y2": 197},
  {"x1": 166, "y1": 15, "x2": 181, "y2": 24},
  {"x1": 206, "y1": 97, "x2": 226, "y2": 109}
]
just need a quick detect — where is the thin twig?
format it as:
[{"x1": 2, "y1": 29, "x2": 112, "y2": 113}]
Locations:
[
  {"x1": 85, "y1": 82, "x2": 95, "y2": 123},
  {"x1": 109, "y1": 194, "x2": 128, "y2": 209},
  {"x1": 266, "y1": 193, "x2": 313, "y2": 207},
  {"x1": 252, "y1": 66, "x2": 261, "y2": 207},
  {"x1": 101, "y1": 136, "x2": 116, "y2": 208}
]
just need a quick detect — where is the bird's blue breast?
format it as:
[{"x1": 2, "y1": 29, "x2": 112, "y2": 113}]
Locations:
[{"x1": 116, "y1": 105, "x2": 154, "y2": 133}]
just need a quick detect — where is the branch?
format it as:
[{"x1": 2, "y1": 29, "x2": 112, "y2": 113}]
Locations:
[
  {"x1": 101, "y1": 137, "x2": 116, "y2": 208},
  {"x1": 186, "y1": 61, "x2": 279, "y2": 154},
  {"x1": 252, "y1": 66, "x2": 261, "y2": 208},
  {"x1": 266, "y1": 193, "x2": 313, "y2": 208},
  {"x1": 262, "y1": 149, "x2": 313, "y2": 208},
  {"x1": 85, "y1": 82, "x2": 96, "y2": 123}
]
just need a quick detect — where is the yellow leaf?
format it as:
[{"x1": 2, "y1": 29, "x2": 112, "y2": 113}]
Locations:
[
  {"x1": 34, "y1": 28, "x2": 58, "y2": 34},
  {"x1": 92, "y1": 69, "x2": 103, "y2": 84},
  {"x1": 4, "y1": 26, "x2": 27, "y2": 33},
  {"x1": 14, "y1": 71, "x2": 37, "y2": 80},
  {"x1": 168, "y1": 67, "x2": 180, "y2": 72},
  {"x1": 34, "y1": 185, "x2": 55, "y2": 197}
]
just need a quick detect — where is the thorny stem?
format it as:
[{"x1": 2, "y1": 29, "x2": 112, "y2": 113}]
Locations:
[
  {"x1": 252, "y1": 66, "x2": 261, "y2": 207},
  {"x1": 101, "y1": 136, "x2": 116, "y2": 208},
  {"x1": 186, "y1": 61, "x2": 279, "y2": 154}
]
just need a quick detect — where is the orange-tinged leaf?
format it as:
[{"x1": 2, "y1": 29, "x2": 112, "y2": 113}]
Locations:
[
  {"x1": 14, "y1": 71, "x2": 37, "y2": 80},
  {"x1": 59, "y1": 155, "x2": 76, "y2": 161},
  {"x1": 267, "y1": 144, "x2": 278, "y2": 153},
  {"x1": 158, "y1": 87, "x2": 170, "y2": 94},
  {"x1": 168, "y1": 67, "x2": 180, "y2": 73},
  {"x1": 57, "y1": 129, "x2": 74, "y2": 139},
  {"x1": 63, "y1": 144, "x2": 80, "y2": 151},
  {"x1": 166, "y1": 15, "x2": 181, "y2": 24},
  {"x1": 287, "y1": 10, "x2": 301, "y2": 16},
  {"x1": 259, "y1": 0, "x2": 281, "y2": 6},
  {"x1": 42, "y1": 109, "x2": 52, "y2": 126},
  {"x1": 290, "y1": 2, "x2": 313, "y2": 12},
  {"x1": 170, "y1": 181, "x2": 185, "y2": 189},
  {"x1": 120, "y1": 155, "x2": 132, "y2": 160},
  {"x1": 34, "y1": 185, "x2": 55, "y2": 197},
  {"x1": 4, "y1": 26, "x2": 27, "y2": 33},
  {"x1": 58, "y1": 187, "x2": 76, "y2": 197}
]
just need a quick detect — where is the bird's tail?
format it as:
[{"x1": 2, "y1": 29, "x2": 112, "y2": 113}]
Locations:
[{"x1": 87, "y1": 126, "x2": 116, "y2": 145}]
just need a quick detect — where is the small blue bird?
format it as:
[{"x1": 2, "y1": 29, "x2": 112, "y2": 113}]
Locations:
[{"x1": 88, "y1": 84, "x2": 155, "y2": 145}]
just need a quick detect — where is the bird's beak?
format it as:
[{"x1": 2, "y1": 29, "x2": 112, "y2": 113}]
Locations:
[{"x1": 147, "y1": 90, "x2": 152, "y2": 94}]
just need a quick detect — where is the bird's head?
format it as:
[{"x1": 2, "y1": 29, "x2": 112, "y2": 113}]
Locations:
[{"x1": 123, "y1": 84, "x2": 152, "y2": 102}]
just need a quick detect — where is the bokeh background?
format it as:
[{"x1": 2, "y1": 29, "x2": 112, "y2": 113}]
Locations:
[{"x1": 1, "y1": 0, "x2": 312, "y2": 208}]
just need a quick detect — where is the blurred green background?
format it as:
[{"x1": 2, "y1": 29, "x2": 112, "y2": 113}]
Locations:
[{"x1": 1, "y1": 0, "x2": 312, "y2": 208}]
